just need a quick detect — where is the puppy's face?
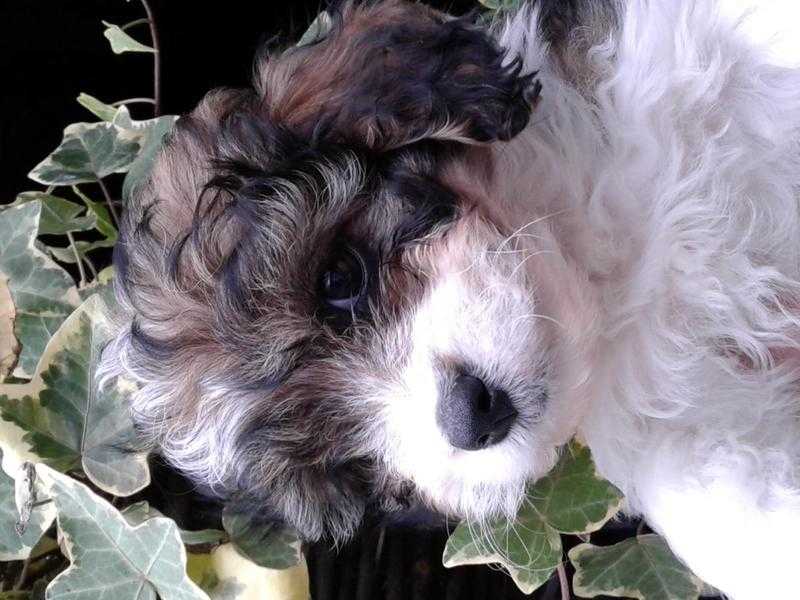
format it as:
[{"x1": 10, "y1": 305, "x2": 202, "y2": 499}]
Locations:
[{"x1": 108, "y1": 0, "x2": 597, "y2": 541}]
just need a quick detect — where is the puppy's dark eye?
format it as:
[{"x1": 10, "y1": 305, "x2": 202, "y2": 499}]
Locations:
[{"x1": 320, "y1": 246, "x2": 368, "y2": 311}]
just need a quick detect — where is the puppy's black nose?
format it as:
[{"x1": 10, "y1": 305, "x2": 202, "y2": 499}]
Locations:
[{"x1": 437, "y1": 374, "x2": 518, "y2": 451}]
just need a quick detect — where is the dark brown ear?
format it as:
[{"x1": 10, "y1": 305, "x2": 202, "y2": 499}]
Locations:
[{"x1": 256, "y1": 0, "x2": 541, "y2": 151}]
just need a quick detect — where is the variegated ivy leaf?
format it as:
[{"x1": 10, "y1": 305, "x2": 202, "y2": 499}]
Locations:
[
  {"x1": 297, "y1": 12, "x2": 333, "y2": 47},
  {"x1": 569, "y1": 535, "x2": 704, "y2": 600},
  {"x1": 189, "y1": 545, "x2": 310, "y2": 600},
  {"x1": 442, "y1": 443, "x2": 622, "y2": 594},
  {"x1": 122, "y1": 501, "x2": 227, "y2": 547},
  {"x1": 77, "y1": 92, "x2": 119, "y2": 122},
  {"x1": 36, "y1": 465, "x2": 208, "y2": 600},
  {"x1": 0, "y1": 449, "x2": 50, "y2": 561},
  {"x1": 0, "y1": 202, "x2": 80, "y2": 378},
  {"x1": 76, "y1": 266, "x2": 116, "y2": 303},
  {"x1": 4, "y1": 192, "x2": 96, "y2": 236},
  {"x1": 478, "y1": 0, "x2": 523, "y2": 10},
  {"x1": 102, "y1": 21, "x2": 155, "y2": 54},
  {"x1": 443, "y1": 506, "x2": 562, "y2": 594},
  {"x1": 0, "y1": 294, "x2": 150, "y2": 496},
  {"x1": 0, "y1": 592, "x2": 33, "y2": 600},
  {"x1": 0, "y1": 275, "x2": 18, "y2": 381},
  {"x1": 48, "y1": 239, "x2": 115, "y2": 267},
  {"x1": 28, "y1": 120, "x2": 140, "y2": 186},
  {"x1": 221, "y1": 507, "x2": 303, "y2": 570},
  {"x1": 119, "y1": 112, "x2": 179, "y2": 201},
  {"x1": 528, "y1": 443, "x2": 623, "y2": 534},
  {"x1": 72, "y1": 186, "x2": 118, "y2": 242}
]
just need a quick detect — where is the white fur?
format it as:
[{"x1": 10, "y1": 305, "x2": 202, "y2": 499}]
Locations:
[
  {"x1": 478, "y1": 1, "x2": 800, "y2": 597},
  {"x1": 379, "y1": 221, "x2": 554, "y2": 520}
]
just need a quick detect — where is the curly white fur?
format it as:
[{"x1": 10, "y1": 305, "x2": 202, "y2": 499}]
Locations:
[{"x1": 493, "y1": 1, "x2": 800, "y2": 597}]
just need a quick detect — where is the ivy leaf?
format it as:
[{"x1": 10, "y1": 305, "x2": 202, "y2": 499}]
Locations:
[
  {"x1": 529, "y1": 443, "x2": 623, "y2": 534},
  {"x1": 0, "y1": 450, "x2": 50, "y2": 560},
  {"x1": 0, "y1": 295, "x2": 150, "y2": 496},
  {"x1": 0, "y1": 275, "x2": 19, "y2": 381},
  {"x1": 297, "y1": 12, "x2": 333, "y2": 47},
  {"x1": 478, "y1": 0, "x2": 523, "y2": 10},
  {"x1": 28, "y1": 121, "x2": 140, "y2": 186},
  {"x1": 221, "y1": 508, "x2": 303, "y2": 570},
  {"x1": 0, "y1": 592, "x2": 31, "y2": 600},
  {"x1": 569, "y1": 535, "x2": 704, "y2": 600},
  {"x1": 121, "y1": 114, "x2": 178, "y2": 201},
  {"x1": 442, "y1": 502, "x2": 562, "y2": 594},
  {"x1": 442, "y1": 443, "x2": 622, "y2": 595},
  {"x1": 190, "y1": 544, "x2": 310, "y2": 600},
  {"x1": 6, "y1": 192, "x2": 97, "y2": 236},
  {"x1": 71, "y1": 186, "x2": 117, "y2": 242},
  {"x1": 102, "y1": 21, "x2": 155, "y2": 54},
  {"x1": 76, "y1": 267, "x2": 115, "y2": 303},
  {"x1": 47, "y1": 240, "x2": 115, "y2": 266},
  {"x1": 122, "y1": 501, "x2": 227, "y2": 547},
  {"x1": 0, "y1": 202, "x2": 80, "y2": 378},
  {"x1": 77, "y1": 93, "x2": 118, "y2": 122},
  {"x1": 36, "y1": 464, "x2": 208, "y2": 600}
]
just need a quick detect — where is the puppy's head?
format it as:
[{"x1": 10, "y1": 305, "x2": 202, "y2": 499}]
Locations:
[{"x1": 103, "y1": 0, "x2": 597, "y2": 542}]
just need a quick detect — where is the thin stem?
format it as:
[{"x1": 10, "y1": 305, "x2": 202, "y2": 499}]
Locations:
[
  {"x1": 557, "y1": 562, "x2": 570, "y2": 600},
  {"x1": 111, "y1": 97, "x2": 155, "y2": 106},
  {"x1": 12, "y1": 557, "x2": 30, "y2": 591},
  {"x1": 66, "y1": 232, "x2": 87, "y2": 287},
  {"x1": 121, "y1": 17, "x2": 150, "y2": 31},
  {"x1": 83, "y1": 253, "x2": 98, "y2": 279},
  {"x1": 96, "y1": 178, "x2": 120, "y2": 227},
  {"x1": 139, "y1": 0, "x2": 161, "y2": 116}
]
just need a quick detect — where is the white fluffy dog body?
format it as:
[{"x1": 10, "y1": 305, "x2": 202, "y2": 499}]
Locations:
[{"x1": 497, "y1": 2, "x2": 800, "y2": 596}]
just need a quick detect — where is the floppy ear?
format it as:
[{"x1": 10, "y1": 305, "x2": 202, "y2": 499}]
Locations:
[{"x1": 257, "y1": 0, "x2": 540, "y2": 151}]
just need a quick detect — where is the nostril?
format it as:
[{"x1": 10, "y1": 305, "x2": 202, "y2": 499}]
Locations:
[
  {"x1": 490, "y1": 389, "x2": 516, "y2": 421},
  {"x1": 437, "y1": 373, "x2": 519, "y2": 451},
  {"x1": 476, "y1": 383, "x2": 492, "y2": 413}
]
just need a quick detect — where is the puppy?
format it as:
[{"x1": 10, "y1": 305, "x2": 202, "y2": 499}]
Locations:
[{"x1": 101, "y1": 1, "x2": 800, "y2": 597}]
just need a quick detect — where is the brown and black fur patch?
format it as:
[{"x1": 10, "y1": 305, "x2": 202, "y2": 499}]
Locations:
[{"x1": 105, "y1": 0, "x2": 541, "y2": 542}]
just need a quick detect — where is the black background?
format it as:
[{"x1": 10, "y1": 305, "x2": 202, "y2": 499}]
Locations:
[{"x1": 0, "y1": 0, "x2": 473, "y2": 202}]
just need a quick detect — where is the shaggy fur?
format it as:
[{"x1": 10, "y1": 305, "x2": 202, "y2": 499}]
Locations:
[{"x1": 101, "y1": 1, "x2": 800, "y2": 597}]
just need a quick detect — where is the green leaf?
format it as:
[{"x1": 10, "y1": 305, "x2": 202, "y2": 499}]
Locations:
[
  {"x1": 478, "y1": 0, "x2": 523, "y2": 10},
  {"x1": 442, "y1": 504, "x2": 562, "y2": 594},
  {"x1": 222, "y1": 508, "x2": 303, "y2": 570},
  {"x1": 76, "y1": 266, "x2": 116, "y2": 303},
  {"x1": 3, "y1": 192, "x2": 97, "y2": 237},
  {"x1": 121, "y1": 114, "x2": 178, "y2": 201},
  {"x1": 190, "y1": 545, "x2": 310, "y2": 600},
  {"x1": 71, "y1": 186, "x2": 117, "y2": 241},
  {"x1": 442, "y1": 443, "x2": 622, "y2": 595},
  {"x1": 122, "y1": 501, "x2": 227, "y2": 547},
  {"x1": 102, "y1": 21, "x2": 155, "y2": 54},
  {"x1": 47, "y1": 239, "x2": 115, "y2": 266},
  {"x1": 28, "y1": 121, "x2": 141, "y2": 186},
  {"x1": 0, "y1": 592, "x2": 31, "y2": 600},
  {"x1": 36, "y1": 465, "x2": 207, "y2": 600},
  {"x1": 569, "y1": 535, "x2": 704, "y2": 600},
  {"x1": 0, "y1": 450, "x2": 49, "y2": 560},
  {"x1": 0, "y1": 202, "x2": 80, "y2": 378},
  {"x1": 297, "y1": 12, "x2": 333, "y2": 47},
  {"x1": 77, "y1": 93, "x2": 118, "y2": 122},
  {"x1": 0, "y1": 295, "x2": 150, "y2": 496},
  {"x1": 0, "y1": 275, "x2": 19, "y2": 380},
  {"x1": 529, "y1": 443, "x2": 623, "y2": 534}
]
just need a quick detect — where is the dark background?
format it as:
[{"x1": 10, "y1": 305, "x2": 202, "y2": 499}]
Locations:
[
  {"x1": 0, "y1": 2, "x2": 643, "y2": 598},
  {"x1": 0, "y1": 0, "x2": 474, "y2": 202}
]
